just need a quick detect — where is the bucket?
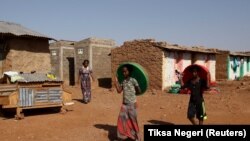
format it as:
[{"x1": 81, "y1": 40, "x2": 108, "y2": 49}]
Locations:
[{"x1": 117, "y1": 62, "x2": 149, "y2": 95}]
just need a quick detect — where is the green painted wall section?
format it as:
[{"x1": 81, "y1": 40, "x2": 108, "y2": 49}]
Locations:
[
  {"x1": 240, "y1": 61, "x2": 244, "y2": 78},
  {"x1": 227, "y1": 56, "x2": 230, "y2": 79},
  {"x1": 248, "y1": 57, "x2": 250, "y2": 72}
]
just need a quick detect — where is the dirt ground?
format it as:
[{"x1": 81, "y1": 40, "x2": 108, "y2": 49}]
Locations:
[{"x1": 0, "y1": 77, "x2": 250, "y2": 141}]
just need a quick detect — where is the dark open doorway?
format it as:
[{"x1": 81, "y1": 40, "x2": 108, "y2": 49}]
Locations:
[{"x1": 67, "y1": 57, "x2": 75, "y2": 86}]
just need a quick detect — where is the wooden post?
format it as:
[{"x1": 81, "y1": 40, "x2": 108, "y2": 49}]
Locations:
[{"x1": 15, "y1": 107, "x2": 24, "y2": 120}]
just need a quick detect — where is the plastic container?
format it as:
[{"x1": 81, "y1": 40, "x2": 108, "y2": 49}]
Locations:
[
  {"x1": 117, "y1": 62, "x2": 149, "y2": 95},
  {"x1": 182, "y1": 64, "x2": 211, "y2": 84}
]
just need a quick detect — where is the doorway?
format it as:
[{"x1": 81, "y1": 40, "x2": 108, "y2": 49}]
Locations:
[{"x1": 67, "y1": 57, "x2": 75, "y2": 86}]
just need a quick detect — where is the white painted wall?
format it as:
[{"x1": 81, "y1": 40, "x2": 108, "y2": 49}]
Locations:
[
  {"x1": 243, "y1": 57, "x2": 248, "y2": 76},
  {"x1": 162, "y1": 51, "x2": 191, "y2": 90},
  {"x1": 162, "y1": 51, "x2": 175, "y2": 89}
]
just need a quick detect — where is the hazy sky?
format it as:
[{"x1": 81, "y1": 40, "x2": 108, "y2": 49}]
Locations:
[{"x1": 1, "y1": 0, "x2": 249, "y2": 51}]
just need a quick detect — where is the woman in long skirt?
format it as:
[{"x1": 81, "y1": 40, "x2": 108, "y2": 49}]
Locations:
[{"x1": 78, "y1": 60, "x2": 94, "y2": 104}]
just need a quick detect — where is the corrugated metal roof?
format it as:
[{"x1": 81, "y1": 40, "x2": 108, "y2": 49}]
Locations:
[
  {"x1": 17, "y1": 73, "x2": 62, "y2": 83},
  {"x1": 0, "y1": 21, "x2": 54, "y2": 40}
]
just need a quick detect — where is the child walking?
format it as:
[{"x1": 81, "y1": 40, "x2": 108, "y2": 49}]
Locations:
[
  {"x1": 181, "y1": 66, "x2": 209, "y2": 125},
  {"x1": 114, "y1": 65, "x2": 141, "y2": 141}
]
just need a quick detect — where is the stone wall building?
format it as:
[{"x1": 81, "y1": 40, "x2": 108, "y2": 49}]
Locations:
[
  {"x1": 50, "y1": 40, "x2": 75, "y2": 85},
  {"x1": 50, "y1": 37, "x2": 115, "y2": 87},
  {"x1": 74, "y1": 37, "x2": 115, "y2": 87}
]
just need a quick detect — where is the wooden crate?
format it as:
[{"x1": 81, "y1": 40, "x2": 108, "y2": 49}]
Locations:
[{"x1": 0, "y1": 83, "x2": 73, "y2": 119}]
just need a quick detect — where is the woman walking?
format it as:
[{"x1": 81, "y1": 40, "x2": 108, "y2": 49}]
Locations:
[{"x1": 78, "y1": 60, "x2": 94, "y2": 104}]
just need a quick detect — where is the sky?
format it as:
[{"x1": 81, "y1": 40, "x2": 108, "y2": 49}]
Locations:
[{"x1": 0, "y1": 0, "x2": 249, "y2": 51}]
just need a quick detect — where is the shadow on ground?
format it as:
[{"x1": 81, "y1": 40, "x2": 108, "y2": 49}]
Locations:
[{"x1": 148, "y1": 120, "x2": 175, "y2": 125}]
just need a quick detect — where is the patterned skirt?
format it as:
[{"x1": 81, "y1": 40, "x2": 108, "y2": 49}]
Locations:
[
  {"x1": 81, "y1": 74, "x2": 91, "y2": 103},
  {"x1": 117, "y1": 103, "x2": 140, "y2": 141}
]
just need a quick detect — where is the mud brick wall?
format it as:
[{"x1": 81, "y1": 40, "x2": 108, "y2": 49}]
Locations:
[
  {"x1": 216, "y1": 50, "x2": 230, "y2": 79},
  {"x1": 111, "y1": 40, "x2": 163, "y2": 90},
  {"x1": 4, "y1": 38, "x2": 51, "y2": 73}
]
